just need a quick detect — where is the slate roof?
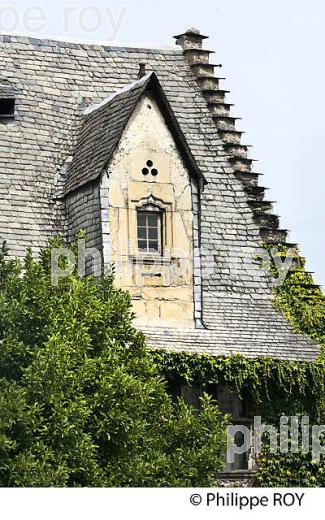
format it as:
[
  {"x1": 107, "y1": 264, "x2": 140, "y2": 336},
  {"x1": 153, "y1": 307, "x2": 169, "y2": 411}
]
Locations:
[
  {"x1": 144, "y1": 295, "x2": 318, "y2": 361},
  {"x1": 66, "y1": 72, "x2": 205, "y2": 194},
  {"x1": 0, "y1": 33, "x2": 321, "y2": 361}
]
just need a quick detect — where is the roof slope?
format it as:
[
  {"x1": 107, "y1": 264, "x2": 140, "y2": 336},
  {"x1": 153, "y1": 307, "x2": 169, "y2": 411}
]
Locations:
[
  {"x1": 0, "y1": 34, "x2": 320, "y2": 361},
  {"x1": 143, "y1": 295, "x2": 319, "y2": 361},
  {"x1": 65, "y1": 72, "x2": 204, "y2": 194}
]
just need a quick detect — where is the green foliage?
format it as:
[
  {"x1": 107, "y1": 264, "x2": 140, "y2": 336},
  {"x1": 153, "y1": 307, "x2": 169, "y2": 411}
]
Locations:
[
  {"x1": 0, "y1": 239, "x2": 228, "y2": 487},
  {"x1": 153, "y1": 351, "x2": 324, "y2": 421},
  {"x1": 259, "y1": 243, "x2": 325, "y2": 346},
  {"x1": 254, "y1": 244, "x2": 325, "y2": 486},
  {"x1": 257, "y1": 443, "x2": 325, "y2": 487},
  {"x1": 1, "y1": 237, "x2": 323, "y2": 487}
]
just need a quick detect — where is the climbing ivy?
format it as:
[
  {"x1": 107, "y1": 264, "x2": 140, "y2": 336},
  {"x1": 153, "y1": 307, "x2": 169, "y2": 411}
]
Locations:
[
  {"x1": 152, "y1": 350, "x2": 325, "y2": 420},
  {"x1": 255, "y1": 243, "x2": 325, "y2": 485},
  {"x1": 258, "y1": 243, "x2": 324, "y2": 347}
]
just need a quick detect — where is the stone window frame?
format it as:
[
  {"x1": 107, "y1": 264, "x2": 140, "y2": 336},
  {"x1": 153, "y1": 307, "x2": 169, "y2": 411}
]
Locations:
[{"x1": 129, "y1": 195, "x2": 173, "y2": 261}]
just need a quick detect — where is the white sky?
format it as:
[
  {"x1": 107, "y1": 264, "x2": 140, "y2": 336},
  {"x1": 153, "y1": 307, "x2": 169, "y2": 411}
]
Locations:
[{"x1": 1, "y1": 0, "x2": 324, "y2": 286}]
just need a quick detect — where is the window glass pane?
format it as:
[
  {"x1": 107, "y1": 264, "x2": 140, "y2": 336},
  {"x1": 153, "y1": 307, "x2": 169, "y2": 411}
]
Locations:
[
  {"x1": 137, "y1": 210, "x2": 162, "y2": 254},
  {"x1": 148, "y1": 228, "x2": 158, "y2": 239},
  {"x1": 138, "y1": 227, "x2": 146, "y2": 239},
  {"x1": 149, "y1": 241, "x2": 158, "y2": 251},
  {"x1": 147, "y1": 214, "x2": 158, "y2": 227},
  {"x1": 137, "y1": 214, "x2": 146, "y2": 227},
  {"x1": 138, "y1": 240, "x2": 147, "y2": 251}
]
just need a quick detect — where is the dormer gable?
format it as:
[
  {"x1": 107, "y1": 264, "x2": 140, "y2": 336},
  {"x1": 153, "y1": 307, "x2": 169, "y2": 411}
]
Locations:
[{"x1": 65, "y1": 72, "x2": 205, "y2": 195}]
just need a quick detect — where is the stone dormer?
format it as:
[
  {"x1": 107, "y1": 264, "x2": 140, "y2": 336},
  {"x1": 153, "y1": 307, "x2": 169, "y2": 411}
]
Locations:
[{"x1": 65, "y1": 73, "x2": 205, "y2": 328}]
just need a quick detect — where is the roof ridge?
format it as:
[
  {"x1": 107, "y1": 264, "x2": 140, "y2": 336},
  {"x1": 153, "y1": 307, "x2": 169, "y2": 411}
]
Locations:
[
  {"x1": 0, "y1": 33, "x2": 180, "y2": 53},
  {"x1": 83, "y1": 73, "x2": 153, "y2": 116}
]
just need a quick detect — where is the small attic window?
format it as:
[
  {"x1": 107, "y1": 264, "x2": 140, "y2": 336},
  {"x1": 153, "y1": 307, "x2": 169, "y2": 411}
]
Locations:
[{"x1": 0, "y1": 98, "x2": 15, "y2": 120}]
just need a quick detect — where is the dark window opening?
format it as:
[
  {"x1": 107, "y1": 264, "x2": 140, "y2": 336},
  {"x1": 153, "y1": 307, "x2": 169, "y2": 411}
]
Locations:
[
  {"x1": 0, "y1": 98, "x2": 15, "y2": 119},
  {"x1": 137, "y1": 209, "x2": 162, "y2": 254}
]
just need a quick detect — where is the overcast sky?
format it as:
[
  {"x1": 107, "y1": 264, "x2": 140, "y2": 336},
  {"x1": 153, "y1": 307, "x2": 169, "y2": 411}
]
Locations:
[{"x1": 1, "y1": 0, "x2": 324, "y2": 286}]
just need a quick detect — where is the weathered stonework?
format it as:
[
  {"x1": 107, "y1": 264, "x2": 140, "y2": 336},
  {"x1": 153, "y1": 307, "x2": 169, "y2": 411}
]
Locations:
[{"x1": 65, "y1": 182, "x2": 102, "y2": 251}]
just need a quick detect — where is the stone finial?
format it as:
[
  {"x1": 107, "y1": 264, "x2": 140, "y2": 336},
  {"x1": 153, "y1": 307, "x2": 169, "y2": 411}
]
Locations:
[{"x1": 173, "y1": 28, "x2": 208, "y2": 50}]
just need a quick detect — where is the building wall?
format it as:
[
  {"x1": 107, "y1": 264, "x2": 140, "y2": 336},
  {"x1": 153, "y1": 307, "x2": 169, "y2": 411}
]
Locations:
[{"x1": 107, "y1": 93, "x2": 197, "y2": 328}]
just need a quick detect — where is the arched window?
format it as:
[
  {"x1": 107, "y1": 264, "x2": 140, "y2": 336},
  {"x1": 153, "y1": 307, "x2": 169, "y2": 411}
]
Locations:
[{"x1": 136, "y1": 204, "x2": 163, "y2": 254}]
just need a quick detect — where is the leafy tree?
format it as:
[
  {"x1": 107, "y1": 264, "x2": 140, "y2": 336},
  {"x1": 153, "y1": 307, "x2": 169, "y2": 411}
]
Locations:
[{"x1": 0, "y1": 240, "x2": 228, "y2": 487}]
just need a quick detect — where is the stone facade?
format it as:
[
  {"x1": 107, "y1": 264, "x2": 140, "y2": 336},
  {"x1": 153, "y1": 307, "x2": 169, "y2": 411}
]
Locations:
[{"x1": 0, "y1": 30, "x2": 320, "y2": 361}]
